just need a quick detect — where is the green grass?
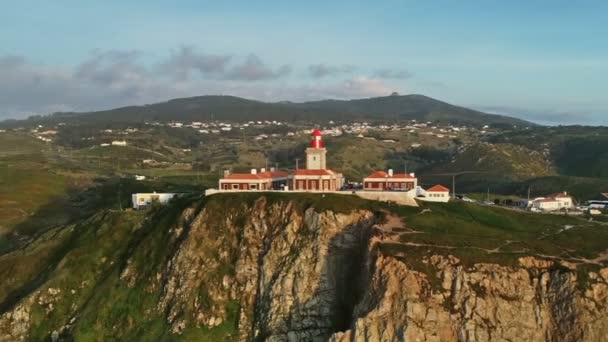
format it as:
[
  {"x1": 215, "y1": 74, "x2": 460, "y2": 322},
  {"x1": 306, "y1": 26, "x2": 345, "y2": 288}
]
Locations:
[{"x1": 378, "y1": 201, "x2": 608, "y2": 276}]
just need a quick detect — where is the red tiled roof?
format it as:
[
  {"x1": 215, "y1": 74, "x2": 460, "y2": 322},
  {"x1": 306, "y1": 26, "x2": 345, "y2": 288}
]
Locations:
[
  {"x1": 427, "y1": 184, "x2": 450, "y2": 192},
  {"x1": 258, "y1": 171, "x2": 289, "y2": 178},
  {"x1": 223, "y1": 170, "x2": 288, "y2": 180},
  {"x1": 223, "y1": 173, "x2": 264, "y2": 180},
  {"x1": 535, "y1": 198, "x2": 558, "y2": 203},
  {"x1": 365, "y1": 171, "x2": 416, "y2": 179},
  {"x1": 311, "y1": 128, "x2": 322, "y2": 136},
  {"x1": 547, "y1": 192, "x2": 571, "y2": 199},
  {"x1": 294, "y1": 169, "x2": 335, "y2": 176}
]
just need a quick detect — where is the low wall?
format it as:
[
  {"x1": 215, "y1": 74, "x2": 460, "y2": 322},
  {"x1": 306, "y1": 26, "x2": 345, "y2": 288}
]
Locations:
[
  {"x1": 204, "y1": 189, "x2": 418, "y2": 207},
  {"x1": 352, "y1": 191, "x2": 418, "y2": 206}
]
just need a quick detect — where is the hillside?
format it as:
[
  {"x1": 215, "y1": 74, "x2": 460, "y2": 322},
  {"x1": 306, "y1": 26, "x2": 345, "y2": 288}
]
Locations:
[
  {"x1": 287, "y1": 94, "x2": 530, "y2": 126},
  {"x1": 3, "y1": 94, "x2": 531, "y2": 127},
  {"x1": 489, "y1": 126, "x2": 608, "y2": 179},
  {"x1": 1, "y1": 194, "x2": 608, "y2": 340}
]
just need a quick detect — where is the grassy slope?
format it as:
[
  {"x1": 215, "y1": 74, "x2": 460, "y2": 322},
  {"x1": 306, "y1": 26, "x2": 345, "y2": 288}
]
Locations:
[
  {"x1": 0, "y1": 134, "x2": 78, "y2": 236},
  {"x1": 490, "y1": 126, "x2": 608, "y2": 179},
  {"x1": 379, "y1": 201, "x2": 608, "y2": 290}
]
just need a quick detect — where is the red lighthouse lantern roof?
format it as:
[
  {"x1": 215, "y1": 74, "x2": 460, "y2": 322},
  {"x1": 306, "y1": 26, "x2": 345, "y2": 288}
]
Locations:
[{"x1": 311, "y1": 128, "x2": 322, "y2": 137}]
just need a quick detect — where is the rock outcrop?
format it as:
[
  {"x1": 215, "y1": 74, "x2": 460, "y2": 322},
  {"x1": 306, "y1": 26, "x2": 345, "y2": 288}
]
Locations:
[{"x1": 331, "y1": 253, "x2": 608, "y2": 342}]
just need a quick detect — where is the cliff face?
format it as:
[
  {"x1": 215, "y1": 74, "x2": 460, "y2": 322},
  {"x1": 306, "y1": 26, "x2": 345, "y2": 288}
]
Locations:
[
  {"x1": 154, "y1": 197, "x2": 378, "y2": 341},
  {"x1": 1, "y1": 195, "x2": 607, "y2": 341},
  {"x1": 331, "y1": 254, "x2": 608, "y2": 342}
]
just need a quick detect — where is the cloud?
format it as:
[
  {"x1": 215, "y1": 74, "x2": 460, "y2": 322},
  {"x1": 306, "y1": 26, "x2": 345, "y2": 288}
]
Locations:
[
  {"x1": 75, "y1": 50, "x2": 147, "y2": 86},
  {"x1": 324, "y1": 76, "x2": 397, "y2": 99},
  {"x1": 159, "y1": 46, "x2": 231, "y2": 81},
  {"x1": 0, "y1": 50, "x2": 403, "y2": 120},
  {"x1": 373, "y1": 68, "x2": 412, "y2": 79},
  {"x1": 308, "y1": 64, "x2": 356, "y2": 78},
  {"x1": 265, "y1": 76, "x2": 399, "y2": 101},
  {"x1": 225, "y1": 54, "x2": 291, "y2": 81}
]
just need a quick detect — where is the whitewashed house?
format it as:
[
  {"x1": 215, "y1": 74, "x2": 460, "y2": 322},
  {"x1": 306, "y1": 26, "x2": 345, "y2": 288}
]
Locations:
[
  {"x1": 530, "y1": 192, "x2": 574, "y2": 211},
  {"x1": 131, "y1": 193, "x2": 178, "y2": 210}
]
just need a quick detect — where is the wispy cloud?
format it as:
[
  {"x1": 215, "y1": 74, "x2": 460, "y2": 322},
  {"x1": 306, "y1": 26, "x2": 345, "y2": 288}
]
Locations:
[
  {"x1": 373, "y1": 68, "x2": 412, "y2": 79},
  {"x1": 0, "y1": 50, "x2": 402, "y2": 120},
  {"x1": 225, "y1": 54, "x2": 291, "y2": 81},
  {"x1": 159, "y1": 46, "x2": 232, "y2": 81},
  {"x1": 308, "y1": 63, "x2": 356, "y2": 78}
]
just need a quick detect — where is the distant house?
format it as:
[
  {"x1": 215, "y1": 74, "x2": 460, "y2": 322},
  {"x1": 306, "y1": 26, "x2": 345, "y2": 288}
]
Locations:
[
  {"x1": 219, "y1": 168, "x2": 289, "y2": 190},
  {"x1": 363, "y1": 170, "x2": 417, "y2": 191},
  {"x1": 418, "y1": 185, "x2": 451, "y2": 202},
  {"x1": 530, "y1": 192, "x2": 574, "y2": 211},
  {"x1": 531, "y1": 198, "x2": 560, "y2": 211},
  {"x1": 134, "y1": 175, "x2": 146, "y2": 181},
  {"x1": 111, "y1": 140, "x2": 127, "y2": 146},
  {"x1": 132, "y1": 193, "x2": 178, "y2": 210}
]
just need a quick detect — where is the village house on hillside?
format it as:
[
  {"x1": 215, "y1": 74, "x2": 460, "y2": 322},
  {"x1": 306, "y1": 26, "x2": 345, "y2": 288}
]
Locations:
[
  {"x1": 417, "y1": 184, "x2": 451, "y2": 202},
  {"x1": 529, "y1": 191, "x2": 574, "y2": 211},
  {"x1": 363, "y1": 170, "x2": 417, "y2": 191},
  {"x1": 219, "y1": 168, "x2": 289, "y2": 191},
  {"x1": 132, "y1": 193, "x2": 178, "y2": 210}
]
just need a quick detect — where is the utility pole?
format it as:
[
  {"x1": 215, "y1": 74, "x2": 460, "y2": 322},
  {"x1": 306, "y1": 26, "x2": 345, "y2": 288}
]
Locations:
[
  {"x1": 487, "y1": 187, "x2": 490, "y2": 202},
  {"x1": 404, "y1": 160, "x2": 407, "y2": 174},
  {"x1": 452, "y1": 175, "x2": 456, "y2": 200},
  {"x1": 295, "y1": 158, "x2": 300, "y2": 170}
]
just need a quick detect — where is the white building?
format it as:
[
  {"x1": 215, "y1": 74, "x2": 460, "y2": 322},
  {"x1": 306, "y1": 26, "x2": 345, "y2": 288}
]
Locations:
[
  {"x1": 111, "y1": 140, "x2": 127, "y2": 146},
  {"x1": 416, "y1": 185, "x2": 451, "y2": 202},
  {"x1": 131, "y1": 193, "x2": 178, "y2": 210},
  {"x1": 530, "y1": 192, "x2": 574, "y2": 211}
]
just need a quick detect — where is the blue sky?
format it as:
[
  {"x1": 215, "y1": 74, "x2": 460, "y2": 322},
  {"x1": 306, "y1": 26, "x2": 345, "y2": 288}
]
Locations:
[{"x1": 1, "y1": 0, "x2": 607, "y2": 124}]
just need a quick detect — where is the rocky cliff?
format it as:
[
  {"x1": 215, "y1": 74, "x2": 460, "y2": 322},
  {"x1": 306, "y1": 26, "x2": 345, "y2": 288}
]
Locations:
[{"x1": 1, "y1": 194, "x2": 607, "y2": 341}]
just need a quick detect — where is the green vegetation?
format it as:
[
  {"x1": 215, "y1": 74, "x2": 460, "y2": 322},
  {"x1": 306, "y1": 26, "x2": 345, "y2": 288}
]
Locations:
[{"x1": 377, "y1": 201, "x2": 608, "y2": 289}]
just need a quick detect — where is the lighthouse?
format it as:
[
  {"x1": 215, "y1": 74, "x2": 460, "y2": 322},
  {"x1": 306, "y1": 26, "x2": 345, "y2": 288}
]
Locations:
[{"x1": 305, "y1": 128, "x2": 327, "y2": 170}]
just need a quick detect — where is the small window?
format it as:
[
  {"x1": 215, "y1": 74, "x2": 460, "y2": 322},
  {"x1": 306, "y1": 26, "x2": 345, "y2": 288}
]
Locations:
[{"x1": 232, "y1": 184, "x2": 239, "y2": 190}]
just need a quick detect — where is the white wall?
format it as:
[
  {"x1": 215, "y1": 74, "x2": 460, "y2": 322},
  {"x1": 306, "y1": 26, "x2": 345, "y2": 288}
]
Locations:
[
  {"x1": 305, "y1": 148, "x2": 326, "y2": 170},
  {"x1": 419, "y1": 191, "x2": 450, "y2": 203}
]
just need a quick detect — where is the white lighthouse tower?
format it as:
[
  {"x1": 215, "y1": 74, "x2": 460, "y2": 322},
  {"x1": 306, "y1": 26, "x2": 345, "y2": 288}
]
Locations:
[{"x1": 306, "y1": 128, "x2": 327, "y2": 170}]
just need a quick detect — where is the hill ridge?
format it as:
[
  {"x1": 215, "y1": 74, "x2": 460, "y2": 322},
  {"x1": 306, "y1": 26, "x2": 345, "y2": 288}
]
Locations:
[{"x1": 3, "y1": 94, "x2": 532, "y2": 127}]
